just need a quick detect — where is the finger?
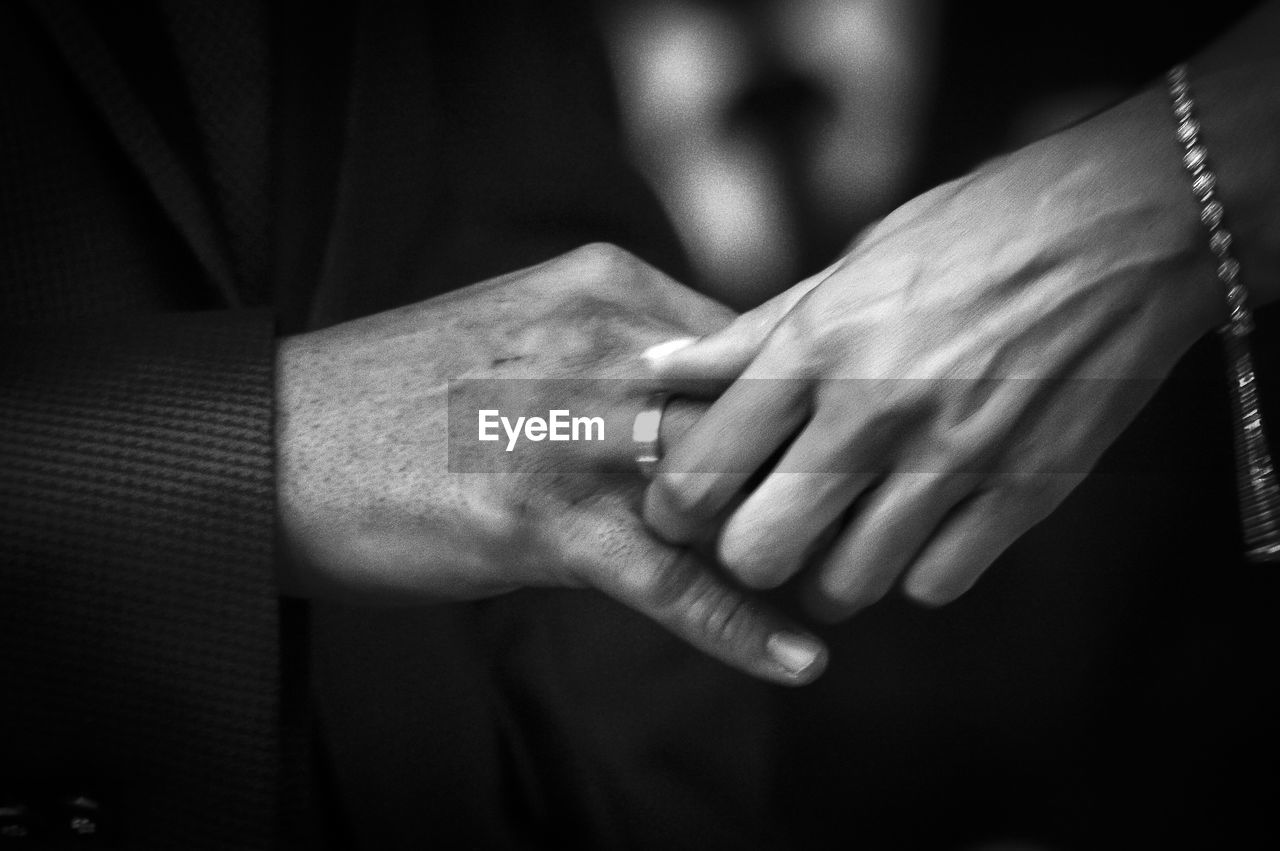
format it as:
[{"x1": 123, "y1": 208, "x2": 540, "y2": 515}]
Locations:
[
  {"x1": 643, "y1": 270, "x2": 827, "y2": 384},
  {"x1": 643, "y1": 371, "x2": 809, "y2": 543},
  {"x1": 570, "y1": 503, "x2": 829, "y2": 686},
  {"x1": 806, "y1": 471, "x2": 974, "y2": 620},
  {"x1": 585, "y1": 394, "x2": 756, "y2": 551},
  {"x1": 658, "y1": 397, "x2": 707, "y2": 449},
  {"x1": 900, "y1": 486, "x2": 1047, "y2": 607},
  {"x1": 715, "y1": 416, "x2": 883, "y2": 587},
  {"x1": 714, "y1": 383, "x2": 929, "y2": 589},
  {"x1": 641, "y1": 313, "x2": 773, "y2": 385},
  {"x1": 594, "y1": 395, "x2": 708, "y2": 475},
  {"x1": 660, "y1": 399, "x2": 746, "y2": 546}
]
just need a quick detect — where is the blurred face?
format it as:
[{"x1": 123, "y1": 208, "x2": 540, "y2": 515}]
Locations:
[{"x1": 600, "y1": 0, "x2": 941, "y2": 306}]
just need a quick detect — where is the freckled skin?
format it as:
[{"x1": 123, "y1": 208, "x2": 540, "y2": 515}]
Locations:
[{"x1": 275, "y1": 244, "x2": 829, "y2": 686}]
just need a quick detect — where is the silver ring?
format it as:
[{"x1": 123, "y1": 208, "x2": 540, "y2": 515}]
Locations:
[{"x1": 632, "y1": 392, "x2": 671, "y2": 479}]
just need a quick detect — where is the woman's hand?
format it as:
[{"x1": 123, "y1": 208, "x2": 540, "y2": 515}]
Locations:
[{"x1": 642, "y1": 88, "x2": 1228, "y2": 617}]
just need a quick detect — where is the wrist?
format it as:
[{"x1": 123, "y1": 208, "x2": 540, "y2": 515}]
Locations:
[
  {"x1": 274, "y1": 334, "x2": 311, "y2": 598},
  {"x1": 1013, "y1": 83, "x2": 1228, "y2": 349}
]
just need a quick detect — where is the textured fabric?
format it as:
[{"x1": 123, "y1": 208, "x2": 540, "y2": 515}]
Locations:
[
  {"x1": 0, "y1": 312, "x2": 280, "y2": 849},
  {"x1": 1, "y1": 0, "x2": 775, "y2": 847},
  {"x1": 159, "y1": 0, "x2": 273, "y2": 303},
  {"x1": 24, "y1": 0, "x2": 245, "y2": 308},
  {"x1": 1, "y1": 1, "x2": 289, "y2": 846},
  {"x1": 0, "y1": 0, "x2": 211, "y2": 321}
]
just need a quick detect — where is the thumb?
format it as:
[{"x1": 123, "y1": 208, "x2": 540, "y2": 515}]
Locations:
[
  {"x1": 641, "y1": 308, "x2": 776, "y2": 385},
  {"x1": 642, "y1": 273, "x2": 826, "y2": 384},
  {"x1": 576, "y1": 511, "x2": 829, "y2": 686}
]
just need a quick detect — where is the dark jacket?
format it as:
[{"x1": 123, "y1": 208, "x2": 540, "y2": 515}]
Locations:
[{"x1": 0, "y1": 1, "x2": 774, "y2": 848}]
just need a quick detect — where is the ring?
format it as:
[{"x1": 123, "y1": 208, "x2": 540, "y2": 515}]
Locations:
[{"x1": 632, "y1": 392, "x2": 671, "y2": 479}]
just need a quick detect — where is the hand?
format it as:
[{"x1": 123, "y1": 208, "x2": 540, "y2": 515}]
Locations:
[
  {"x1": 642, "y1": 90, "x2": 1228, "y2": 618},
  {"x1": 276, "y1": 244, "x2": 827, "y2": 684}
]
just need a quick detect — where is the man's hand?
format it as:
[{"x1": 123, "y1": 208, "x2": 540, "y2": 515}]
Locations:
[{"x1": 276, "y1": 244, "x2": 826, "y2": 685}]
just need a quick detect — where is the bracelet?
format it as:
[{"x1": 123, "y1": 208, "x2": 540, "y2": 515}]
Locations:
[{"x1": 1167, "y1": 63, "x2": 1280, "y2": 563}]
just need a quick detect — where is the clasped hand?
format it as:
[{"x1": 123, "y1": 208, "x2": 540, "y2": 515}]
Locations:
[
  {"x1": 276, "y1": 244, "x2": 827, "y2": 685},
  {"x1": 276, "y1": 118, "x2": 1223, "y2": 686},
  {"x1": 643, "y1": 128, "x2": 1219, "y2": 621}
]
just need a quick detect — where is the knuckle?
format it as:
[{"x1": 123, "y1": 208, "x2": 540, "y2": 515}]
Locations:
[
  {"x1": 638, "y1": 547, "x2": 697, "y2": 612},
  {"x1": 927, "y1": 417, "x2": 995, "y2": 477},
  {"x1": 571, "y1": 242, "x2": 634, "y2": 278},
  {"x1": 639, "y1": 552, "x2": 757, "y2": 647},
  {"x1": 689, "y1": 580, "x2": 756, "y2": 647},
  {"x1": 821, "y1": 384, "x2": 934, "y2": 458}
]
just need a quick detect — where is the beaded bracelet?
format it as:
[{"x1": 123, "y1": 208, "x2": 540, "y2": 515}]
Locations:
[{"x1": 1167, "y1": 63, "x2": 1280, "y2": 563}]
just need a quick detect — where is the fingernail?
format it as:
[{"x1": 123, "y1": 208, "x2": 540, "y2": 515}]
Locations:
[
  {"x1": 766, "y1": 631, "x2": 824, "y2": 677},
  {"x1": 642, "y1": 337, "x2": 696, "y2": 368}
]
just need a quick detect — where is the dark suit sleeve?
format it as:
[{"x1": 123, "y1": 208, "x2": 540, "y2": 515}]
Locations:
[{"x1": 0, "y1": 310, "x2": 286, "y2": 849}]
